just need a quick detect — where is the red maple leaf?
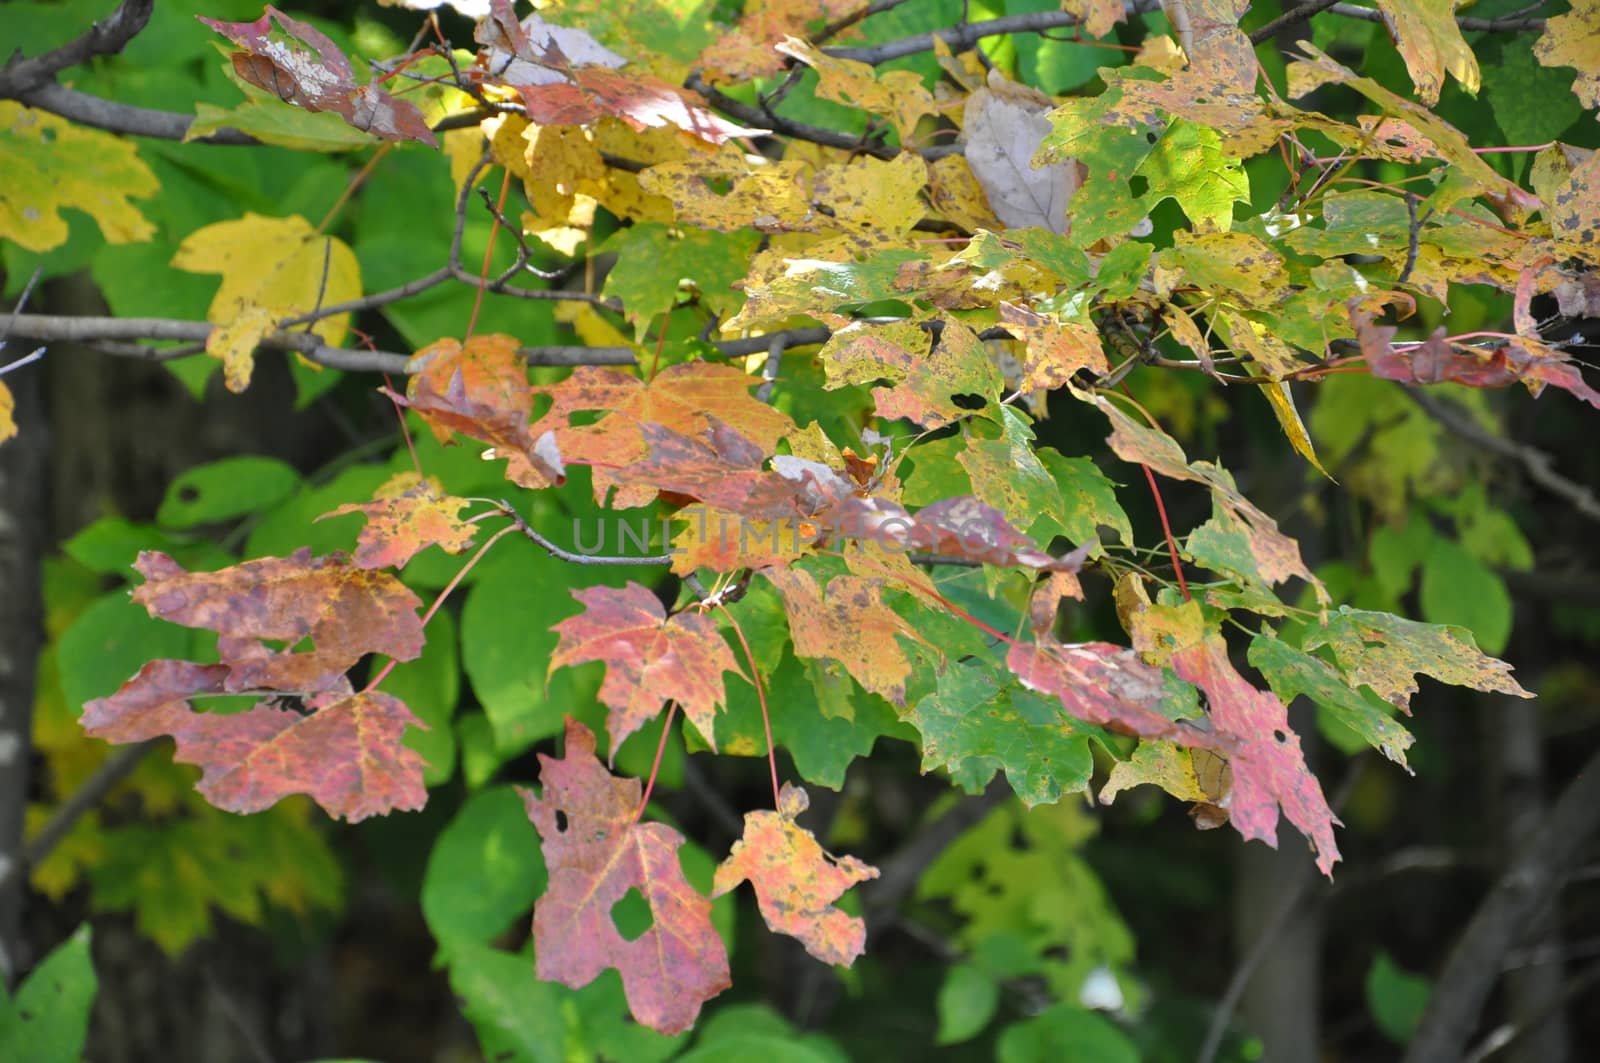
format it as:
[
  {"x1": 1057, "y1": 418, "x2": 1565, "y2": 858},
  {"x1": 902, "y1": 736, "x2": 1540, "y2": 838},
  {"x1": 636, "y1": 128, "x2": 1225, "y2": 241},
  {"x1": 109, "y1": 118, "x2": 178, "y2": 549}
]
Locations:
[
  {"x1": 550, "y1": 584, "x2": 742, "y2": 754},
  {"x1": 520, "y1": 718, "x2": 731, "y2": 1034},
  {"x1": 1352, "y1": 301, "x2": 1600, "y2": 409},
  {"x1": 1007, "y1": 636, "x2": 1230, "y2": 746},
  {"x1": 82, "y1": 660, "x2": 426, "y2": 821},
  {"x1": 199, "y1": 6, "x2": 436, "y2": 145},
  {"x1": 713, "y1": 783, "x2": 879, "y2": 967},
  {"x1": 384, "y1": 334, "x2": 565, "y2": 491},
  {"x1": 1170, "y1": 635, "x2": 1342, "y2": 876},
  {"x1": 130, "y1": 549, "x2": 425, "y2": 694}
]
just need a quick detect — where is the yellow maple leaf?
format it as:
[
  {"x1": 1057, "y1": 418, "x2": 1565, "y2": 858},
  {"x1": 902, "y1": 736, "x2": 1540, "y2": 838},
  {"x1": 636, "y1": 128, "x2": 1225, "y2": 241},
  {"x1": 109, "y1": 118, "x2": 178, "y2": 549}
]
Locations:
[
  {"x1": 171, "y1": 213, "x2": 361, "y2": 392},
  {"x1": 0, "y1": 102, "x2": 158, "y2": 252},
  {"x1": 1534, "y1": 0, "x2": 1600, "y2": 108}
]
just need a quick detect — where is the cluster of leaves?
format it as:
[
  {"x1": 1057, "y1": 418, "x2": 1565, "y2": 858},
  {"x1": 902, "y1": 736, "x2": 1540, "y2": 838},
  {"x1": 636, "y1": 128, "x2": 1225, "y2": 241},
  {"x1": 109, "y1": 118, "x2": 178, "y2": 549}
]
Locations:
[{"x1": 7, "y1": 0, "x2": 1600, "y2": 1051}]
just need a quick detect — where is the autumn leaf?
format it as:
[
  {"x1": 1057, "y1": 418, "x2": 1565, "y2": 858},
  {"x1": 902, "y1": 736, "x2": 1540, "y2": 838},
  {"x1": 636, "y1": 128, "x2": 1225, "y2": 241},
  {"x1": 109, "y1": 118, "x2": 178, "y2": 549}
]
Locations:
[
  {"x1": 1248, "y1": 633, "x2": 1416, "y2": 771},
  {"x1": 1534, "y1": 0, "x2": 1600, "y2": 108},
  {"x1": 318, "y1": 473, "x2": 477, "y2": 570},
  {"x1": 1006, "y1": 636, "x2": 1217, "y2": 744},
  {"x1": 386, "y1": 334, "x2": 565, "y2": 490},
  {"x1": 170, "y1": 213, "x2": 360, "y2": 392},
  {"x1": 550, "y1": 583, "x2": 742, "y2": 753},
  {"x1": 1375, "y1": 0, "x2": 1480, "y2": 104},
  {"x1": 128, "y1": 549, "x2": 425, "y2": 694},
  {"x1": 520, "y1": 718, "x2": 730, "y2": 1034},
  {"x1": 964, "y1": 71, "x2": 1085, "y2": 235},
  {"x1": 0, "y1": 380, "x2": 15, "y2": 444},
  {"x1": 476, "y1": 1, "x2": 760, "y2": 144},
  {"x1": 0, "y1": 102, "x2": 158, "y2": 253},
  {"x1": 1169, "y1": 633, "x2": 1342, "y2": 876},
  {"x1": 763, "y1": 565, "x2": 923, "y2": 705},
  {"x1": 200, "y1": 6, "x2": 436, "y2": 145},
  {"x1": 1303, "y1": 606, "x2": 1533, "y2": 711},
  {"x1": 699, "y1": 0, "x2": 860, "y2": 82},
  {"x1": 1352, "y1": 302, "x2": 1600, "y2": 410},
  {"x1": 775, "y1": 37, "x2": 939, "y2": 140},
  {"x1": 82, "y1": 660, "x2": 426, "y2": 821},
  {"x1": 713, "y1": 783, "x2": 879, "y2": 967}
]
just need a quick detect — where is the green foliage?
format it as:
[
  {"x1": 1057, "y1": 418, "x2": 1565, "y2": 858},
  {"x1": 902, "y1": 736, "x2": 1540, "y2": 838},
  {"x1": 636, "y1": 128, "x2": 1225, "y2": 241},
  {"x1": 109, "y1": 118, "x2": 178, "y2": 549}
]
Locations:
[{"x1": 0, "y1": 926, "x2": 96, "y2": 1063}]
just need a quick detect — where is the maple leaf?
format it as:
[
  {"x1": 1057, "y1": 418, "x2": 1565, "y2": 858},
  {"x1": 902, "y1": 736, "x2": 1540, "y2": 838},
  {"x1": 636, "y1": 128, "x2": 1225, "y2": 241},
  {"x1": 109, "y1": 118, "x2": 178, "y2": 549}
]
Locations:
[
  {"x1": 170, "y1": 213, "x2": 361, "y2": 392},
  {"x1": 319, "y1": 473, "x2": 477, "y2": 570},
  {"x1": 385, "y1": 334, "x2": 565, "y2": 490},
  {"x1": 199, "y1": 6, "x2": 436, "y2": 145},
  {"x1": 774, "y1": 37, "x2": 939, "y2": 141},
  {"x1": 763, "y1": 565, "x2": 922, "y2": 705},
  {"x1": 1087, "y1": 391, "x2": 1328, "y2": 599},
  {"x1": 1303, "y1": 606, "x2": 1533, "y2": 711},
  {"x1": 1351, "y1": 303, "x2": 1600, "y2": 410},
  {"x1": 0, "y1": 102, "x2": 158, "y2": 253},
  {"x1": 475, "y1": 1, "x2": 761, "y2": 144},
  {"x1": 128, "y1": 549, "x2": 425, "y2": 694},
  {"x1": 1248, "y1": 633, "x2": 1415, "y2": 771},
  {"x1": 82, "y1": 659, "x2": 426, "y2": 821},
  {"x1": 520, "y1": 718, "x2": 730, "y2": 1034},
  {"x1": 536, "y1": 363, "x2": 793, "y2": 507},
  {"x1": 712, "y1": 783, "x2": 879, "y2": 967},
  {"x1": 698, "y1": 0, "x2": 860, "y2": 82},
  {"x1": 1374, "y1": 0, "x2": 1479, "y2": 104},
  {"x1": 550, "y1": 583, "x2": 742, "y2": 754},
  {"x1": 1162, "y1": 632, "x2": 1341, "y2": 873},
  {"x1": 1534, "y1": 0, "x2": 1600, "y2": 109},
  {"x1": 1006, "y1": 636, "x2": 1220, "y2": 745}
]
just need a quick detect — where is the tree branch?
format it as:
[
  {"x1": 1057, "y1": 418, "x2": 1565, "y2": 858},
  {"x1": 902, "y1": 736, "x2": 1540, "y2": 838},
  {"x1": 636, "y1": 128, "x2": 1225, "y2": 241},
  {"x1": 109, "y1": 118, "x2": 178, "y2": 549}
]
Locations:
[
  {"x1": 1249, "y1": 0, "x2": 1345, "y2": 43},
  {"x1": 1326, "y1": 2, "x2": 1547, "y2": 33},
  {"x1": 1404, "y1": 744, "x2": 1600, "y2": 1063},
  {"x1": 1404, "y1": 388, "x2": 1600, "y2": 526},
  {"x1": 4, "y1": 314, "x2": 835, "y2": 372},
  {"x1": 0, "y1": 0, "x2": 153, "y2": 97},
  {"x1": 823, "y1": 2, "x2": 1162, "y2": 66}
]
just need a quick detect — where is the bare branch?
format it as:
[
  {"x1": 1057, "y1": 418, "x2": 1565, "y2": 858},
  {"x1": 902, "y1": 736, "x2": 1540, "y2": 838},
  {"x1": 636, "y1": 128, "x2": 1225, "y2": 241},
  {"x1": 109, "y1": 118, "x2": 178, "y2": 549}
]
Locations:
[
  {"x1": 15, "y1": 80, "x2": 260, "y2": 145},
  {"x1": 0, "y1": 0, "x2": 153, "y2": 97},
  {"x1": 824, "y1": 1, "x2": 1160, "y2": 65},
  {"x1": 1326, "y1": 1, "x2": 1546, "y2": 33},
  {"x1": 1404, "y1": 388, "x2": 1600, "y2": 526}
]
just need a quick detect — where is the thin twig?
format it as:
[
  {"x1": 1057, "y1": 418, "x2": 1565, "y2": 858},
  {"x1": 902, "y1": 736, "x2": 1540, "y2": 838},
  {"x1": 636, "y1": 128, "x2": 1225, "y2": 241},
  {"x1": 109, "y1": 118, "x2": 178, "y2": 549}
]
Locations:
[
  {"x1": 0, "y1": 0, "x2": 153, "y2": 97},
  {"x1": 1326, "y1": 2, "x2": 1546, "y2": 33},
  {"x1": 1249, "y1": 0, "x2": 1345, "y2": 44},
  {"x1": 499, "y1": 501, "x2": 673, "y2": 566}
]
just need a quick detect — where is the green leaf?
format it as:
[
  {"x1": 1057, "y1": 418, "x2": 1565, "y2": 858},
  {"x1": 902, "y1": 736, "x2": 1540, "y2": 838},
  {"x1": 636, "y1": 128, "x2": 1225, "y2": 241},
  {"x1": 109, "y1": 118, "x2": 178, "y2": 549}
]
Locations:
[
  {"x1": 603, "y1": 222, "x2": 760, "y2": 337},
  {"x1": 908, "y1": 664, "x2": 1098, "y2": 806},
  {"x1": 1248, "y1": 633, "x2": 1415, "y2": 770},
  {"x1": 0, "y1": 925, "x2": 96, "y2": 1063},
  {"x1": 157, "y1": 455, "x2": 302, "y2": 529},
  {"x1": 1037, "y1": 448, "x2": 1132, "y2": 551},
  {"x1": 422, "y1": 787, "x2": 547, "y2": 950},
  {"x1": 62, "y1": 517, "x2": 181, "y2": 575},
  {"x1": 1419, "y1": 538, "x2": 1513, "y2": 656},
  {"x1": 997, "y1": 1004, "x2": 1138, "y2": 1063},
  {"x1": 1134, "y1": 120, "x2": 1249, "y2": 232},
  {"x1": 957, "y1": 408, "x2": 1070, "y2": 545},
  {"x1": 445, "y1": 942, "x2": 566, "y2": 1063},
  {"x1": 1365, "y1": 952, "x2": 1431, "y2": 1045},
  {"x1": 676, "y1": 1035, "x2": 841, "y2": 1063},
  {"x1": 1486, "y1": 36, "x2": 1583, "y2": 152},
  {"x1": 936, "y1": 962, "x2": 1001, "y2": 1045},
  {"x1": 1036, "y1": 85, "x2": 1162, "y2": 248}
]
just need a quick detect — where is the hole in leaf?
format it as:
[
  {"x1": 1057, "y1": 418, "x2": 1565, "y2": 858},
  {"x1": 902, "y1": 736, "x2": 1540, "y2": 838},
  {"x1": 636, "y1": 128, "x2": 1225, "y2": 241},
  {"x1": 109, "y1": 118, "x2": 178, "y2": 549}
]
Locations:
[
  {"x1": 1273, "y1": 730, "x2": 1288, "y2": 744},
  {"x1": 611, "y1": 887, "x2": 653, "y2": 941},
  {"x1": 951, "y1": 393, "x2": 987, "y2": 410},
  {"x1": 1146, "y1": 130, "x2": 1158, "y2": 144},
  {"x1": 554, "y1": 810, "x2": 569, "y2": 833},
  {"x1": 1129, "y1": 175, "x2": 1149, "y2": 198},
  {"x1": 178, "y1": 485, "x2": 201, "y2": 503}
]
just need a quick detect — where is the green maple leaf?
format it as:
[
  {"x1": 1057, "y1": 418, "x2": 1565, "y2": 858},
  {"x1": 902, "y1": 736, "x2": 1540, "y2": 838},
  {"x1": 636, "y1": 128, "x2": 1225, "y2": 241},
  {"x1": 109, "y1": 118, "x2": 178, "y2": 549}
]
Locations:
[{"x1": 1134, "y1": 120, "x2": 1249, "y2": 233}]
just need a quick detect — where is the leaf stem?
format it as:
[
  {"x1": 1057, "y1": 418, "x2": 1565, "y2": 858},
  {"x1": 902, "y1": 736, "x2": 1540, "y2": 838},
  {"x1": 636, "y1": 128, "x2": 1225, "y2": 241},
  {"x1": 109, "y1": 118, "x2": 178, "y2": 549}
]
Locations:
[
  {"x1": 716, "y1": 602, "x2": 781, "y2": 807},
  {"x1": 465, "y1": 167, "x2": 512, "y2": 339},
  {"x1": 635, "y1": 702, "x2": 678, "y2": 822}
]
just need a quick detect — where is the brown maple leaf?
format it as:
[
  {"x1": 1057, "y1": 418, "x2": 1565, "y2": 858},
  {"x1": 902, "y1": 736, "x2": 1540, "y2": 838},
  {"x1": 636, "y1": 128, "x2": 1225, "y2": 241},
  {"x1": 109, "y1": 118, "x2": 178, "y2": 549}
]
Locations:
[
  {"x1": 550, "y1": 583, "x2": 742, "y2": 754},
  {"x1": 713, "y1": 783, "x2": 879, "y2": 967},
  {"x1": 385, "y1": 334, "x2": 565, "y2": 491},
  {"x1": 520, "y1": 718, "x2": 730, "y2": 1034}
]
